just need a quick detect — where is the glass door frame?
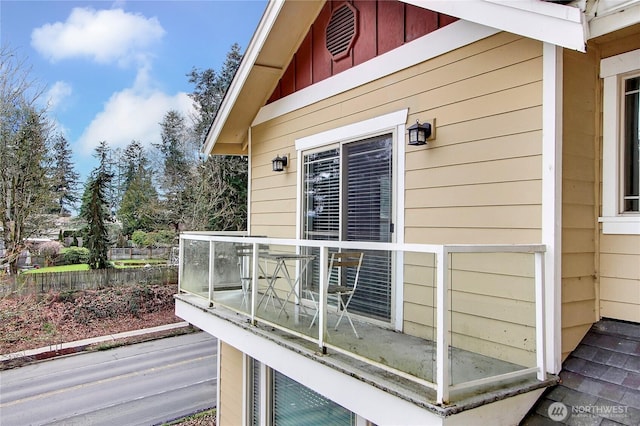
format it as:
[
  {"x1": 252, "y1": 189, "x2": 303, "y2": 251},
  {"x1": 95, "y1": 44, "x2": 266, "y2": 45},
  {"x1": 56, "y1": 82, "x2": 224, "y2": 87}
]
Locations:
[{"x1": 294, "y1": 109, "x2": 408, "y2": 330}]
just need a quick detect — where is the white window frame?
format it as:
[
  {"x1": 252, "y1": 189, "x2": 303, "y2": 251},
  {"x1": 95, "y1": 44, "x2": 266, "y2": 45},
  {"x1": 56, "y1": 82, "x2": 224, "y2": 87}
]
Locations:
[
  {"x1": 295, "y1": 109, "x2": 407, "y2": 331},
  {"x1": 244, "y1": 357, "x2": 364, "y2": 426},
  {"x1": 599, "y1": 49, "x2": 640, "y2": 235}
]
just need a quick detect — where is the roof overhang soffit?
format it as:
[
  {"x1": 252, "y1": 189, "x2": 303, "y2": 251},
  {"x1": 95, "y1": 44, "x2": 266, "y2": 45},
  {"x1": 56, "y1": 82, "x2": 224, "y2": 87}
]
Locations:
[
  {"x1": 402, "y1": 0, "x2": 587, "y2": 52},
  {"x1": 203, "y1": 0, "x2": 325, "y2": 156}
]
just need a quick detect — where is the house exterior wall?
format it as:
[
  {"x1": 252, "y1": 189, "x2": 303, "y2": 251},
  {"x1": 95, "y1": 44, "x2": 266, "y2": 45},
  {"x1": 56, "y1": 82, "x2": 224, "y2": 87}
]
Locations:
[
  {"x1": 559, "y1": 24, "x2": 640, "y2": 358},
  {"x1": 218, "y1": 342, "x2": 244, "y2": 425},
  {"x1": 560, "y1": 48, "x2": 599, "y2": 359},
  {"x1": 250, "y1": 31, "x2": 543, "y2": 366},
  {"x1": 595, "y1": 27, "x2": 640, "y2": 324},
  {"x1": 251, "y1": 31, "x2": 543, "y2": 242}
]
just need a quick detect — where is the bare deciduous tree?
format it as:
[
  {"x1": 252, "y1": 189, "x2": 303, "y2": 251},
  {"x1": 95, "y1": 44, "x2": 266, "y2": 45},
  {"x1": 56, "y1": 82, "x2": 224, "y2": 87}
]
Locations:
[{"x1": 0, "y1": 46, "x2": 55, "y2": 273}]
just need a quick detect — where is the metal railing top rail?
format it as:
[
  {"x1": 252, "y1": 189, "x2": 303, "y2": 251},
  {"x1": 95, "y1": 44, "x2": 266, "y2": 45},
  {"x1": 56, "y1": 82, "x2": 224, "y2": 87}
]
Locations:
[{"x1": 179, "y1": 233, "x2": 546, "y2": 254}]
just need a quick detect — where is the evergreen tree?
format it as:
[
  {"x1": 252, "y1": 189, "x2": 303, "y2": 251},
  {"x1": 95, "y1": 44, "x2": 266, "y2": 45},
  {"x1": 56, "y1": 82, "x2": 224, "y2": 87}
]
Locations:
[
  {"x1": 119, "y1": 140, "x2": 146, "y2": 192},
  {"x1": 80, "y1": 143, "x2": 114, "y2": 269},
  {"x1": 93, "y1": 140, "x2": 118, "y2": 214},
  {"x1": 81, "y1": 173, "x2": 110, "y2": 269},
  {"x1": 50, "y1": 133, "x2": 79, "y2": 215},
  {"x1": 156, "y1": 110, "x2": 191, "y2": 230},
  {"x1": 118, "y1": 165, "x2": 159, "y2": 236},
  {"x1": 116, "y1": 140, "x2": 160, "y2": 236}
]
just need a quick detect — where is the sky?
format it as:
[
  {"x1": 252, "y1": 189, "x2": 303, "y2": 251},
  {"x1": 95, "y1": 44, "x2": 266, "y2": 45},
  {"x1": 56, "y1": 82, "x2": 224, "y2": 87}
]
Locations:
[{"x1": 1, "y1": 0, "x2": 266, "y2": 182}]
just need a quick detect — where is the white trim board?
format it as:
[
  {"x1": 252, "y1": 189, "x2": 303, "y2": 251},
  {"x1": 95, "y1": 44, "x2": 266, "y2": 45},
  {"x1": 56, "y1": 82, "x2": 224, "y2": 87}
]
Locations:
[
  {"x1": 599, "y1": 49, "x2": 640, "y2": 235},
  {"x1": 295, "y1": 109, "x2": 408, "y2": 331},
  {"x1": 403, "y1": 0, "x2": 586, "y2": 52},
  {"x1": 294, "y1": 109, "x2": 408, "y2": 151},
  {"x1": 254, "y1": 20, "x2": 499, "y2": 126},
  {"x1": 202, "y1": 0, "x2": 284, "y2": 155},
  {"x1": 542, "y1": 43, "x2": 563, "y2": 374}
]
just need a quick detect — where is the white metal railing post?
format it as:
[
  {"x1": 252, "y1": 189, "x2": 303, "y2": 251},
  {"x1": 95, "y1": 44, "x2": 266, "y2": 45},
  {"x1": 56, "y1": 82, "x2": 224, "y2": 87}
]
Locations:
[
  {"x1": 208, "y1": 240, "x2": 215, "y2": 307},
  {"x1": 318, "y1": 246, "x2": 328, "y2": 352},
  {"x1": 535, "y1": 251, "x2": 546, "y2": 380},
  {"x1": 178, "y1": 237, "x2": 184, "y2": 293},
  {"x1": 436, "y1": 246, "x2": 450, "y2": 404},
  {"x1": 251, "y1": 242, "x2": 259, "y2": 324}
]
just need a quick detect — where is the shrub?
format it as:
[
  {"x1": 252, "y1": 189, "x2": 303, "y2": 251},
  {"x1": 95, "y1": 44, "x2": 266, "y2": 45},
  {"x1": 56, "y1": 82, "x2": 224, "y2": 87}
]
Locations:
[
  {"x1": 63, "y1": 247, "x2": 90, "y2": 265},
  {"x1": 39, "y1": 241, "x2": 64, "y2": 267}
]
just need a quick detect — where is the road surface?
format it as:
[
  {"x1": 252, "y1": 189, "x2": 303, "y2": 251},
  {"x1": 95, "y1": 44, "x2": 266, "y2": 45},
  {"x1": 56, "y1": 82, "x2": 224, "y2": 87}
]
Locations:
[{"x1": 0, "y1": 332, "x2": 217, "y2": 426}]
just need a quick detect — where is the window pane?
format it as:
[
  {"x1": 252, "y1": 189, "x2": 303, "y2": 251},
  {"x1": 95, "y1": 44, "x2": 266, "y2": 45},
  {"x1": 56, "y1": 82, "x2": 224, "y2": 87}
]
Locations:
[
  {"x1": 273, "y1": 371, "x2": 353, "y2": 425},
  {"x1": 302, "y1": 136, "x2": 393, "y2": 321},
  {"x1": 344, "y1": 135, "x2": 393, "y2": 320},
  {"x1": 303, "y1": 149, "x2": 340, "y2": 241},
  {"x1": 624, "y1": 76, "x2": 639, "y2": 212},
  {"x1": 250, "y1": 359, "x2": 260, "y2": 426}
]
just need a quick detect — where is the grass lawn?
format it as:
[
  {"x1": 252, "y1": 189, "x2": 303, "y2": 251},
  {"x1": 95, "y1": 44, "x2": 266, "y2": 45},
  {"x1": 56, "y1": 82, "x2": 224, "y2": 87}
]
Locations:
[
  {"x1": 24, "y1": 259, "x2": 168, "y2": 273},
  {"x1": 111, "y1": 259, "x2": 168, "y2": 268},
  {"x1": 25, "y1": 264, "x2": 89, "y2": 273}
]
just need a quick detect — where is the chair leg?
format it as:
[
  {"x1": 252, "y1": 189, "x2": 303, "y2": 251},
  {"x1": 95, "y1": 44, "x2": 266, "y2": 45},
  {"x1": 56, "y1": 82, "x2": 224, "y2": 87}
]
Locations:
[
  {"x1": 240, "y1": 278, "x2": 250, "y2": 308},
  {"x1": 334, "y1": 294, "x2": 359, "y2": 338}
]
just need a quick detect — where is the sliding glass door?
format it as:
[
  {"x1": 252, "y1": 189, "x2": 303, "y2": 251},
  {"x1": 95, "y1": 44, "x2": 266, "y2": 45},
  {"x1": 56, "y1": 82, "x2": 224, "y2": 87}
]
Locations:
[{"x1": 302, "y1": 134, "x2": 393, "y2": 321}]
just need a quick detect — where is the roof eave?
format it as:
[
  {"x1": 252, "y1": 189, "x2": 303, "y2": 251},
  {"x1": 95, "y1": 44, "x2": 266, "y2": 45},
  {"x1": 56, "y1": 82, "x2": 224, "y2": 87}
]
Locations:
[
  {"x1": 202, "y1": 0, "x2": 285, "y2": 156},
  {"x1": 203, "y1": 0, "x2": 326, "y2": 156},
  {"x1": 402, "y1": 0, "x2": 587, "y2": 52}
]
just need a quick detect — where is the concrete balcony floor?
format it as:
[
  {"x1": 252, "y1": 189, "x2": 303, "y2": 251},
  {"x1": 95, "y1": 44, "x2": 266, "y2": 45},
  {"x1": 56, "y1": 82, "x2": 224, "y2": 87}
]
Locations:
[{"x1": 176, "y1": 289, "x2": 557, "y2": 414}]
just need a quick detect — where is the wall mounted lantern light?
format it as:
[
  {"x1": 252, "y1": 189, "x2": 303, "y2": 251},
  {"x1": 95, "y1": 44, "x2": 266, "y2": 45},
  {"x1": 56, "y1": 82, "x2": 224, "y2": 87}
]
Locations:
[
  {"x1": 272, "y1": 154, "x2": 288, "y2": 172},
  {"x1": 407, "y1": 120, "x2": 432, "y2": 146}
]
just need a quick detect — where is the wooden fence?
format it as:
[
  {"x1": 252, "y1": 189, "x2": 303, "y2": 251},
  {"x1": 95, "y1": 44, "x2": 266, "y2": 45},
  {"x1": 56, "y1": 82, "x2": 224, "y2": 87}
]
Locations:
[
  {"x1": 0, "y1": 266, "x2": 178, "y2": 296},
  {"x1": 109, "y1": 247, "x2": 172, "y2": 260}
]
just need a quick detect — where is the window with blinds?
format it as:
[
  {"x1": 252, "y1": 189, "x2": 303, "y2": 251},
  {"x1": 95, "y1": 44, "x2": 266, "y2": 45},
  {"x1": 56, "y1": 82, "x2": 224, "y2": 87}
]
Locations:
[
  {"x1": 623, "y1": 75, "x2": 639, "y2": 212},
  {"x1": 272, "y1": 370, "x2": 354, "y2": 425},
  {"x1": 250, "y1": 359, "x2": 261, "y2": 426},
  {"x1": 302, "y1": 134, "x2": 393, "y2": 321}
]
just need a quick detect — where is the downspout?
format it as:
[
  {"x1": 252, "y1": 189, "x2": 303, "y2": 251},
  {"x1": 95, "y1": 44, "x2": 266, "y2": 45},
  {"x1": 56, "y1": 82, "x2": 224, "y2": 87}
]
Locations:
[{"x1": 593, "y1": 44, "x2": 602, "y2": 322}]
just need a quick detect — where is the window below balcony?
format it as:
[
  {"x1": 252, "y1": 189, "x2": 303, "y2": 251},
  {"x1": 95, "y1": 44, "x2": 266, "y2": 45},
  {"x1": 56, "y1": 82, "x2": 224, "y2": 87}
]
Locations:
[{"x1": 248, "y1": 358, "x2": 357, "y2": 425}]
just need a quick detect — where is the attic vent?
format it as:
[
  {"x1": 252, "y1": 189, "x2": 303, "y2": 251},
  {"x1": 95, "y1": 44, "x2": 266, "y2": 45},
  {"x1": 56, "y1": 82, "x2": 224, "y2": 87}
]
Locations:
[{"x1": 325, "y1": 3, "x2": 358, "y2": 60}]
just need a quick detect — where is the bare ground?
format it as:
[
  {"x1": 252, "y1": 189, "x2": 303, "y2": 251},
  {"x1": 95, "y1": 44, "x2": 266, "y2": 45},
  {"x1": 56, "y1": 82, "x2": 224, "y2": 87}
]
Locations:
[{"x1": 0, "y1": 284, "x2": 183, "y2": 355}]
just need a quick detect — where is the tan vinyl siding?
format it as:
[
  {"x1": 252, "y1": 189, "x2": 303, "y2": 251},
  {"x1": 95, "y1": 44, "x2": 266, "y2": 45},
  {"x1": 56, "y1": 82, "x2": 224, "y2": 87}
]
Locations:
[
  {"x1": 560, "y1": 48, "x2": 598, "y2": 359},
  {"x1": 218, "y1": 342, "x2": 244, "y2": 426},
  {"x1": 595, "y1": 29, "x2": 640, "y2": 326},
  {"x1": 404, "y1": 38, "x2": 543, "y2": 245},
  {"x1": 404, "y1": 250, "x2": 537, "y2": 366},
  {"x1": 600, "y1": 234, "x2": 640, "y2": 322},
  {"x1": 251, "y1": 32, "x2": 543, "y2": 244}
]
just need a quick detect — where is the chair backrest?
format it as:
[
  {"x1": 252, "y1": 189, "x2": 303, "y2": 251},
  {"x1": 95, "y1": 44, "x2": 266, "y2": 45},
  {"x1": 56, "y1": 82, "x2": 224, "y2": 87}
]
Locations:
[{"x1": 328, "y1": 251, "x2": 364, "y2": 290}]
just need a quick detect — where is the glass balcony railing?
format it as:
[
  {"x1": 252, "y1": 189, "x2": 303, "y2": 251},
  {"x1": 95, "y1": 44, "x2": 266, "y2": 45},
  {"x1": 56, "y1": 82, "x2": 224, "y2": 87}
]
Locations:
[{"x1": 177, "y1": 233, "x2": 546, "y2": 404}]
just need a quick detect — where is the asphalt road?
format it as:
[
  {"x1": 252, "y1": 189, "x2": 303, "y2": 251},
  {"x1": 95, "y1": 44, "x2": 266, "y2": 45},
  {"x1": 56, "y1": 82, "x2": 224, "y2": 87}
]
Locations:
[{"x1": 0, "y1": 332, "x2": 217, "y2": 426}]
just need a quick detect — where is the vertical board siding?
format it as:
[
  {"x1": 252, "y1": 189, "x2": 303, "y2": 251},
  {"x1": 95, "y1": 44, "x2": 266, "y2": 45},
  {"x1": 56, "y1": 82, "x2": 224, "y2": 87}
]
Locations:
[
  {"x1": 250, "y1": 33, "x2": 543, "y2": 364},
  {"x1": 219, "y1": 342, "x2": 244, "y2": 426},
  {"x1": 268, "y1": 0, "x2": 457, "y2": 103}
]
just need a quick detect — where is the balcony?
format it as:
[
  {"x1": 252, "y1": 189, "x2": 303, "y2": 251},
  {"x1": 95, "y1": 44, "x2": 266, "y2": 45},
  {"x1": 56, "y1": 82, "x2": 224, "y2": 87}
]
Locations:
[{"x1": 175, "y1": 233, "x2": 555, "y2": 408}]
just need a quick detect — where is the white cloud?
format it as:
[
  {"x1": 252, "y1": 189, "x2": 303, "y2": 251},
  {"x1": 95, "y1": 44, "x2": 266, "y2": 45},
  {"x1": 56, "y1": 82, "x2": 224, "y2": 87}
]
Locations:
[
  {"x1": 45, "y1": 81, "x2": 72, "y2": 110},
  {"x1": 77, "y1": 86, "x2": 194, "y2": 155},
  {"x1": 31, "y1": 7, "x2": 165, "y2": 67}
]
